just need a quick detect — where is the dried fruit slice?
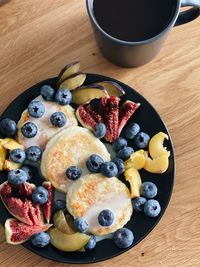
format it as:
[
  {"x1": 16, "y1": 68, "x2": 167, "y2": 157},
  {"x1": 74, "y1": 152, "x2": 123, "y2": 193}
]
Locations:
[
  {"x1": 118, "y1": 100, "x2": 140, "y2": 136},
  {"x1": 59, "y1": 73, "x2": 86, "y2": 90},
  {"x1": 97, "y1": 81, "x2": 125, "y2": 97},
  {"x1": 101, "y1": 96, "x2": 120, "y2": 142},
  {"x1": 57, "y1": 61, "x2": 80, "y2": 86},
  {"x1": 0, "y1": 182, "x2": 43, "y2": 226},
  {"x1": 72, "y1": 85, "x2": 108, "y2": 105},
  {"x1": 76, "y1": 104, "x2": 103, "y2": 131},
  {"x1": 124, "y1": 168, "x2": 142, "y2": 198},
  {"x1": 5, "y1": 218, "x2": 52, "y2": 245},
  {"x1": 3, "y1": 159, "x2": 21, "y2": 171},
  {"x1": 49, "y1": 227, "x2": 90, "y2": 252},
  {"x1": 0, "y1": 138, "x2": 24, "y2": 150},
  {"x1": 0, "y1": 145, "x2": 6, "y2": 171},
  {"x1": 53, "y1": 210, "x2": 75, "y2": 234},
  {"x1": 42, "y1": 181, "x2": 54, "y2": 223}
]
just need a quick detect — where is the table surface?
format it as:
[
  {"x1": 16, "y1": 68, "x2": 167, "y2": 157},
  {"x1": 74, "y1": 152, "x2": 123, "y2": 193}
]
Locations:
[{"x1": 0, "y1": 1, "x2": 200, "y2": 266}]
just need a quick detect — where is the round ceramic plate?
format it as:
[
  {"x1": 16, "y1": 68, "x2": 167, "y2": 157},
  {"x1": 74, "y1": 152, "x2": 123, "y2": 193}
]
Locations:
[{"x1": 0, "y1": 74, "x2": 175, "y2": 264}]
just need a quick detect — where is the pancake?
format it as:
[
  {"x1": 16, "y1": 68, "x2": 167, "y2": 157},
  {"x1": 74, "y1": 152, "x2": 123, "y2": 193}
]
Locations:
[
  {"x1": 67, "y1": 174, "x2": 132, "y2": 236},
  {"x1": 41, "y1": 126, "x2": 110, "y2": 193},
  {"x1": 17, "y1": 96, "x2": 77, "y2": 149}
]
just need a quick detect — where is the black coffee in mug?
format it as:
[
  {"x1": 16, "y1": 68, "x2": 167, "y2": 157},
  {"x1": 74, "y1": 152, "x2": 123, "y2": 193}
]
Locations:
[
  {"x1": 93, "y1": 0, "x2": 176, "y2": 42},
  {"x1": 87, "y1": 0, "x2": 200, "y2": 66}
]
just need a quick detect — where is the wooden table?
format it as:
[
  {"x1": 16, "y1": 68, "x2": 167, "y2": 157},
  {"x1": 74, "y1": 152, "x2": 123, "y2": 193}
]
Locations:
[{"x1": 0, "y1": 1, "x2": 200, "y2": 266}]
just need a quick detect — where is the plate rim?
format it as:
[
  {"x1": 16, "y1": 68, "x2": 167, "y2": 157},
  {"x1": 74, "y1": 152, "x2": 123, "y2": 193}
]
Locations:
[{"x1": 0, "y1": 73, "x2": 176, "y2": 264}]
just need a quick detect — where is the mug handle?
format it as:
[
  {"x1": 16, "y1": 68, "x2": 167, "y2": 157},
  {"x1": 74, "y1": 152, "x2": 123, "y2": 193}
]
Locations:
[{"x1": 175, "y1": 0, "x2": 200, "y2": 26}]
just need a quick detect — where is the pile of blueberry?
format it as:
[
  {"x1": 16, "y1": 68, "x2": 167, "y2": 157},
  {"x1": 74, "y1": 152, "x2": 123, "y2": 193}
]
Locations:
[
  {"x1": 21, "y1": 85, "x2": 73, "y2": 139},
  {"x1": 133, "y1": 182, "x2": 161, "y2": 218}
]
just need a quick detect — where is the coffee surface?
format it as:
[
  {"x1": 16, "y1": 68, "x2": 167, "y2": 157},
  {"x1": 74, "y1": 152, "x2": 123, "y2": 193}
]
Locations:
[{"x1": 93, "y1": 0, "x2": 176, "y2": 42}]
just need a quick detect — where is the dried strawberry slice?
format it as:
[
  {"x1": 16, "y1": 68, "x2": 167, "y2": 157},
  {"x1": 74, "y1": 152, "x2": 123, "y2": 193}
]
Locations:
[
  {"x1": 118, "y1": 100, "x2": 140, "y2": 136},
  {"x1": 101, "y1": 96, "x2": 120, "y2": 142},
  {"x1": 0, "y1": 182, "x2": 43, "y2": 226}
]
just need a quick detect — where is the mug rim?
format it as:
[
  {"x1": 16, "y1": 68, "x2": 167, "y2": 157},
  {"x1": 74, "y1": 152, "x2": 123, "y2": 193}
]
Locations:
[{"x1": 86, "y1": 0, "x2": 181, "y2": 45}]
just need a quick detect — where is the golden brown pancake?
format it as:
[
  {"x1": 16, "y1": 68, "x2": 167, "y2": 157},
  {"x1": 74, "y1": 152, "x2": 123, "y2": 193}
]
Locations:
[
  {"x1": 67, "y1": 173, "x2": 132, "y2": 235},
  {"x1": 41, "y1": 126, "x2": 111, "y2": 193}
]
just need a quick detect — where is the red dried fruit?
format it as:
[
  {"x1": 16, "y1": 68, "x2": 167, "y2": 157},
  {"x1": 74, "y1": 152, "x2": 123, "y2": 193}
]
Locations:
[
  {"x1": 76, "y1": 104, "x2": 103, "y2": 131},
  {"x1": 101, "y1": 96, "x2": 120, "y2": 142},
  {"x1": 5, "y1": 218, "x2": 52, "y2": 245},
  {"x1": 42, "y1": 181, "x2": 54, "y2": 223},
  {"x1": 0, "y1": 182, "x2": 43, "y2": 226},
  {"x1": 118, "y1": 100, "x2": 140, "y2": 136}
]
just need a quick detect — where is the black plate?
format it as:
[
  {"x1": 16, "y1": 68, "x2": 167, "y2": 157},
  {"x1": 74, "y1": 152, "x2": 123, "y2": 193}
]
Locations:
[{"x1": 0, "y1": 74, "x2": 175, "y2": 264}]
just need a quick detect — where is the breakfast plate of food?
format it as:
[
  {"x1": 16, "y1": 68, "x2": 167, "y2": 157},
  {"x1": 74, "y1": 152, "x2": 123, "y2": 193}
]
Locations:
[{"x1": 0, "y1": 62, "x2": 175, "y2": 264}]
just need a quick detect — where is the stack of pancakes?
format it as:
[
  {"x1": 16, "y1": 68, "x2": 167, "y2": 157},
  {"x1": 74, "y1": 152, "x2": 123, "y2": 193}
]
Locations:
[{"x1": 17, "y1": 100, "x2": 132, "y2": 235}]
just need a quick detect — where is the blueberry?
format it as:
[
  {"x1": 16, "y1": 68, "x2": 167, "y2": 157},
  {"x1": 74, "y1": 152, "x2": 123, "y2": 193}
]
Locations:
[
  {"x1": 10, "y1": 149, "x2": 26, "y2": 163},
  {"x1": 26, "y1": 146, "x2": 42, "y2": 162},
  {"x1": 21, "y1": 166, "x2": 33, "y2": 182},
  {"x1": 133, "y1": 197, "x2": 147, "y2": 213},
  {"x1": 134, "y1": 132, "x2": 150, "y2": 149},
  {"x1": 40, "y1": 85, "x2": 55, "y2": 101},
  {"x1": 113, "y1": 138, "x2": 127, "y2": 152},
  {"x1": 21, "y1": 122, "x2": 38, "y2": 138},
  {"x1": 55, "y1": 88, "x2": 72, "y2": 105},
  {"x1": 53, "y1": 200, "x2": 66, "y2": 212},
  {"x1": 31, "y1": 232, "x2": 50, "y2": 247},
  {"x1": 100, "y1": 162, "x2": 118, "y2": 178},
  {"x1": 125, "y1": 123, "x2": 140, "y2": 140},
  {"x1": 8, "y1": 169, "x2": 28, "y2": 185},
  {"x1": 85, "y1": 235, "x2": 96, "y2": 250},
  {"x1": 86, "y1": 154, "x2": 104, "y2": 173},
  {"x1": 94, "y1": 123, "x2": 106, "y2": 138},
  {"x1": 28, "y1": 101, "x2": 45, "y2": 118},
  {"x1": 144, "y1": 199, "x2": 161, "y2": 217},
  {"x1": 74, "y1": 218, "x2": 88, "y2": 233},
  {"x1": 50, "y1": 112, "x2": 67, "y2": 127},
  {"x1": 117, "y1": 147, "x2": 134, "y2": 160},
  {"x1": 32, "y1": 186, "x2": 49, "y2": 205},
  {"x1": 113, "y1": 228, "x2": 134, "y2": 249},
  {"x1": 66, "y1": 166, "x2": 82, "y2": 180},
  {"x1": 112, "y1": 158, "x2": 125, "y2": 175},
  {"x1": 98, "y1": 209, "x2": 114, "y2": 226},
  {"x1": 141, "y1": 182, "x2": 158, "y2": 199},
  {"x1": 0, "y1": 118, "x2": 17, "y2": 138}
]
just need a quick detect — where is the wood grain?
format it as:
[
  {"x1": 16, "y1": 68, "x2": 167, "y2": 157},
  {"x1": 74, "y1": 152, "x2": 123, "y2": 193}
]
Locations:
[{"x1": 0, "y1": 1, "x2": 200, "y2": 266}]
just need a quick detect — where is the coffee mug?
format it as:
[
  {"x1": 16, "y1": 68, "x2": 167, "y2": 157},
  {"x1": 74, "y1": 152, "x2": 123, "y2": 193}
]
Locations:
[{"x1": 86, "y1": 0, "x2": 200, "y2": 67}]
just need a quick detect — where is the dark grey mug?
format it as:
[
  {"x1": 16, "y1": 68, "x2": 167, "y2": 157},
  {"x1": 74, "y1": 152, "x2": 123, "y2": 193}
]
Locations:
[{"x1": 86, "y1": 0, "x2": 200, "y2": 67}]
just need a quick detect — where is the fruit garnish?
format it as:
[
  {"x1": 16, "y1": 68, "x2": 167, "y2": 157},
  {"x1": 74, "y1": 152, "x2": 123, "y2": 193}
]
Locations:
[
  {"x1": 143, "y1": 151, "x2": 169, "y2": 173},
  {"x1": 141, "y1": 182, "x2": 158, "y2": 199},
  {"x1": 59, "y1": 73, "x2": 86, "y2": 90},
  {"x1": 57, "y1": 61, "x2": 80, "y2": 86},
  {"x1": 125, "y1": 150, "x2": 145, "y2": 170},
  {"x1": 124, "y1": 168, "x2": 142, "y2": 198},
  {"x1": 76, "y1": 104, "x2": 103, "y2": 131},
  {"x1": 49, "y1": 227, "x2": 90, "y2": 252},
  {"x1": 101, "y1": 96, "x2": 120, "y2": 142},
  {"x1": 72, "y1": 85, "x2": 108, "y2": 105},
  {"x1": 5, "y1": 218, "x2": 52, "y2": 245},
  {"x1": 42, "y1": 181, "x2": 54, "y2": 223},
  {"x1": 0, "y1": 181, "x2": 43, "y2": 226},
  {"x1": 53, "y1": 210, "x2": 75, "y2": 234},
  {"x1": 149, "y1": 132, "x2": 170, "y2": 159},
  {"x1": 0, "y1": 145, "x2": 6, "y2": 170},
  {"x1": 96, "y1": 81, "x2": 125, "y2": 97},
  {"x1": 0, "y1": 138, "x2": 24, "y2": 150},
  {"x1": 134, "y1": 132, "x2": 150, "y2": 149},
  {"x1": 31, "y1": 232, "x2": 50, "y2": 247},
  {"x1": 118, "y1": 100, "x2": 140, "y2": 137}
]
